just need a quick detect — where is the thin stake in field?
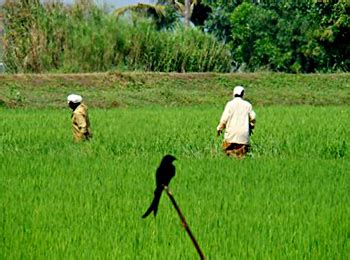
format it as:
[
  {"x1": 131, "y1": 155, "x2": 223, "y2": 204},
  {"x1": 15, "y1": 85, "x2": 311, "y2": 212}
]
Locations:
[
  {"x1": 164, "y1": 185, "x2": 205, "y2": 260},
  {"x1": 142, "y1": 155, "x2": 205, "y2": 259}
]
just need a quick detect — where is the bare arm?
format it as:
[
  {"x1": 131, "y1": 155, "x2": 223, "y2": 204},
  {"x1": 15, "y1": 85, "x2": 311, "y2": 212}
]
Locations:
[{"x1": 249, "y1": 109, "x2": 256, "y2": 135}]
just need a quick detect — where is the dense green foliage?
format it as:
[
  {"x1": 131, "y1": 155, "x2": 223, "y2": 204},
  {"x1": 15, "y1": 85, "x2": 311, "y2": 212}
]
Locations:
[
  {"x1": 1, "y1": 106, "x2": 349, "y2": 258},
  {"x1": 2, "y1": 1, "x2": 231, "y2": 73},
  {"x1": 1, "y1": 1, "x2": 349, "y2": 73},
  {"x1": 204, "y1": 1, "x2": 350, "y2": 72}
]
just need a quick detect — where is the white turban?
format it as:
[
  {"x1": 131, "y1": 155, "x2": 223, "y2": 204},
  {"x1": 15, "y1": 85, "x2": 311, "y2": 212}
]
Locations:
[
  {"x1": 67, "y1": 94, "x2": 83, "y2": 104},
  {"x1": 233, "y1": 86, "x2": 244, "y2": 97}
]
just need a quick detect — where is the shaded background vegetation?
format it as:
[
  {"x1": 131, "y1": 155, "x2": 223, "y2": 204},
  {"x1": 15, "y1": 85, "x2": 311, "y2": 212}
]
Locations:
[
  {"x1": 0, "y1": 0, "x2": 349, "y2": 73},
  {"x1": 204, "y1": 0, "x2": 350, "y2": 73}
]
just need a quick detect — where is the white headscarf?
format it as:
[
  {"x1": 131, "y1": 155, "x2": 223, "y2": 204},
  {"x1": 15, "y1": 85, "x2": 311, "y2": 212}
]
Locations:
[
  {"x1": 67, "y1": 94, "x2": 83, "y2": 104},
  {"x1": 233, "y1": 86, "x2": 244, "y2": 97}
]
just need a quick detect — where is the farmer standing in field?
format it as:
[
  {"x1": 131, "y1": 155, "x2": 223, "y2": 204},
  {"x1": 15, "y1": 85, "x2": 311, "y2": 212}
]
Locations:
[
  {"x1": 67, "y1": 94, "x2": 92, "y2": 142},
  {"x1": 217, "y1": 86, "x2": 256, "y2": 158}
]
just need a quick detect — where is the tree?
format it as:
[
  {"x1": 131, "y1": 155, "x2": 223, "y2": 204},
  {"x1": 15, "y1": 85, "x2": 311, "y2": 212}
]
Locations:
[
  {"x1": 230, "y1": 2, "x2": 281, "y2": 71},
  {"x1": 313, "y1": 1, "x2": 350, "y2": 71},
  {"x1": 156, "y1": 0, "x2": 210, "y2": 26},
  {"x1": 205, "y1": 1, "x2": 350, "y2": 72}
]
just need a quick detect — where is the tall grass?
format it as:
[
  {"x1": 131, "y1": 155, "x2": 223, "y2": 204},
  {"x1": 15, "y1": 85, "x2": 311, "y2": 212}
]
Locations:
[
  {"x1": 2, "y1": 0, "x2": 232, "y2": 73},
  {"x1": 0, "y1": 106, "x2": 349, "y2": 258}
]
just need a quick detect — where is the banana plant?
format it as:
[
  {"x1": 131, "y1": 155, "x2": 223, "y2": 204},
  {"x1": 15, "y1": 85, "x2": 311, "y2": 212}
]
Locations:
[
  {"x1": 114, "y1": 3, "x2": 166, "y2": 18},
  {"x1": 113, "y1": 0, "x2": 200, "y2": 27},
  {"x1": 173, "y1": 0, "x2": 198, "y2": 18}
]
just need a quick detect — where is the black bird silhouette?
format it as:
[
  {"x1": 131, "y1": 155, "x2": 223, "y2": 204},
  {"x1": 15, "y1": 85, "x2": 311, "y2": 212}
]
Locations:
[{"x1": 142, "y1": 155, "x2": 176, "y2": 218}]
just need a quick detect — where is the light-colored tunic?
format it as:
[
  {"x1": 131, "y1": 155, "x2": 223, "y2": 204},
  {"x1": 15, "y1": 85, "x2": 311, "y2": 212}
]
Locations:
[
  {"x1": 72, "y1": 103, "x2": 92, "y2": 141},
  {"x1": 217, "y1": 97, "x2": 256, "y2": 144}
]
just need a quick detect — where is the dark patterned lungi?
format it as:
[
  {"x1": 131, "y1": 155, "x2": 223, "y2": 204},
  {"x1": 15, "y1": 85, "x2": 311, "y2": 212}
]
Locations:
[{"x1": 222, "y1": 141, "x2": 250, "y2": 159}]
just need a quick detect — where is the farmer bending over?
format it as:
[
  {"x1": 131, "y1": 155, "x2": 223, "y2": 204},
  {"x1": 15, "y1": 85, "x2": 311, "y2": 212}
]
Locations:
[
  {"x1": 217, "y1": 86, "x2": 256, "y2": 158},
  {"x1": 67, "y1": 94, "x2": 92, "y2": 142}
]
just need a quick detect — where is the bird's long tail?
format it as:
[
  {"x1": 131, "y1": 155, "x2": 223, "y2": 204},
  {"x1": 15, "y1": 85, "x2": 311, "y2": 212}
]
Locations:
[{"x1": 142, "y1": 187, "x2": 162, "y2": 218}]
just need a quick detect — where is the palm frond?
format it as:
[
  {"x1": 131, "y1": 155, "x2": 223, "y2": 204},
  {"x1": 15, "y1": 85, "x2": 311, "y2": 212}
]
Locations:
[{"x1": 174, "y1": 1, "x2": 184, "y2": 13}]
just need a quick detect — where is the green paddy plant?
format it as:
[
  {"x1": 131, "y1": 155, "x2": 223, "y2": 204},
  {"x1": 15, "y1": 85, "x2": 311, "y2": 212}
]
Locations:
[{"x1": 0, "y1": 106, "x2": 349, "y2": 258}]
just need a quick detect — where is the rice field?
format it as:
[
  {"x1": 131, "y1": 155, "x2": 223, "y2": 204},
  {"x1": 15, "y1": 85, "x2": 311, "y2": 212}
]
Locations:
[{"x1": 0, "y1": 106, "x2": 349, "y2": 259}]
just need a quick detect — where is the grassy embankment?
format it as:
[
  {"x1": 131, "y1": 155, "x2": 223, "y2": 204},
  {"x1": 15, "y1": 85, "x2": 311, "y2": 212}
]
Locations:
[{"x1": 0, "y1": 72, "x2": 349, "y2": 108}]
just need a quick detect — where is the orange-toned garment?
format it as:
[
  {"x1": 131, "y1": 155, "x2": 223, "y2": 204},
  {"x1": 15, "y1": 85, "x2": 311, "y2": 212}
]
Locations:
[{"x1": 71, "y1": 103, "x2": 92, "y2": 141}]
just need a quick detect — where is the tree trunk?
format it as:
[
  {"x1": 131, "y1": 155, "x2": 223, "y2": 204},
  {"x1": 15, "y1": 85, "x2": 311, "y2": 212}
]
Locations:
[{"x1": 184, "y1": 0, "x2": 190, "y2": 27}]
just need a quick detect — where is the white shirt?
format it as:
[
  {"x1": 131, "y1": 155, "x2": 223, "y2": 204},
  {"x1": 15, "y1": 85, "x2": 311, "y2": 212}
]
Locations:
[{"x1": 217, "y1": 97, "x2": 256, "y2": 144}]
